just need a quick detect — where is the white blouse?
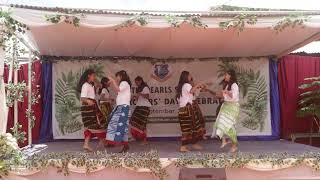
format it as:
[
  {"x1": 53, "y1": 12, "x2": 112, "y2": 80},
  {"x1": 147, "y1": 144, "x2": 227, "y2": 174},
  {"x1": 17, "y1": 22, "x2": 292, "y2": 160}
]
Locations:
[
  {"x1": 136, "y1": 86, "x2": 151, "y2": 107},
  {"x1": 100, "y1": 88, "x2": 110, "y2": 102},
  {"x1": 179, "y1": 83, "x2": 194, "y2": 107},
  {"x1": 80, "y1": 82, "x2": 95, "y2": 100},
  {"x1": 193, "y1": 88, "x2": 200, "y2": 100},
  {"x1": 223, "y1": 83, "x2": 240, "y2": 102},
  {"x1": 116, "y1": 81, "x2": 131, "y2": 106}
]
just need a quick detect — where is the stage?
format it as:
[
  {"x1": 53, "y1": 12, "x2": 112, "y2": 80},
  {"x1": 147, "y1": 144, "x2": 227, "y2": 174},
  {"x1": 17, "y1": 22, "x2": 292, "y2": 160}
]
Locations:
[
  {"x1": 7, "y1": 139, "x2": 320, "y2": 180},
  {"x1": 38, "y1": 139, "x2": 319, "y2": 157}
]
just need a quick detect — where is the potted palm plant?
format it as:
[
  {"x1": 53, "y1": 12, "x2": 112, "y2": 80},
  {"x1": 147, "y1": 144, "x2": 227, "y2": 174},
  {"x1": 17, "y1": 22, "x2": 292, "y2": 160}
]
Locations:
[{"x1": 294, "y1": 76, "x2": 320, "y2": 144}]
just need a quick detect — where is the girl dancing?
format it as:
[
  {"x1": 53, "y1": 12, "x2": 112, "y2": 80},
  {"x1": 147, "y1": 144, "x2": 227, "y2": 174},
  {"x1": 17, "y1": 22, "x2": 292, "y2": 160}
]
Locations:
[
  {"x1": 106, "y1": 70, "x2": 131, "y2": 153},
  {"x1": 130, "y1": 76, "x2": 151, "y2": 145},
  {"x1": 78, "y1": 69, "x2": 107, "y2": 152},
  {"x1": 211, "y1": 69, "x2": 240, "y2": 153},
  {"x1": 191, "y1": 79, "x2": 207, "y2": 140},
  {"x1": 98, "y1": 77, "x2": 114, "y2": 131},
  {"x1": 176, "y1": 71, "x2": 205, "y2": 152}
]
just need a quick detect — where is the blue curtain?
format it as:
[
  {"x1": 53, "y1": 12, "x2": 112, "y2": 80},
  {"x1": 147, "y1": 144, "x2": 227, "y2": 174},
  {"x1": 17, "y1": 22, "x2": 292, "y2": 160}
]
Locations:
[
  {"x1": 238, "y1": 58, "x2": 280, "y2": 140},
  {"x1": 269, "y1": 58, "x2": 281, "y2": 138},
  {"x1": 39, "y1": 60, "x2": 53, "y2": 143}
]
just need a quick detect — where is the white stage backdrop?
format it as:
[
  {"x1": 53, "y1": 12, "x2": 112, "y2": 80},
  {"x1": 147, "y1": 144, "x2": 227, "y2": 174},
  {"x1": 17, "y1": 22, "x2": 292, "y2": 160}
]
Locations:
[{"x1": 52, "y1": 58, "x2": 271, "y2": 139}]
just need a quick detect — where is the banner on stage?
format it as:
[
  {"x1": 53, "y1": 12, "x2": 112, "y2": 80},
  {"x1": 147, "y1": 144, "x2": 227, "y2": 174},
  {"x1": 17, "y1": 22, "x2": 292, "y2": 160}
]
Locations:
[{"x1": 52, "y1": 58, "x2": 272, "y2": 139}]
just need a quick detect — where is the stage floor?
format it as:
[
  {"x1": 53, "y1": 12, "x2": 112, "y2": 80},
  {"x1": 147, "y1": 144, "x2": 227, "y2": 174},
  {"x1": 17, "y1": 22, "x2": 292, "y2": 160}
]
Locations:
[{"x1": 36, "y1": 139, "x2": 320, "y2": 158}]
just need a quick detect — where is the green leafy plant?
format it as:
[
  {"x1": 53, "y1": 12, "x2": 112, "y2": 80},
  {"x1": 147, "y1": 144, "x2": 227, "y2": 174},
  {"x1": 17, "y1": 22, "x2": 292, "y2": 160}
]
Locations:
[{"x1": 297, "y1": 76, "x2": 320, "y2": 131}]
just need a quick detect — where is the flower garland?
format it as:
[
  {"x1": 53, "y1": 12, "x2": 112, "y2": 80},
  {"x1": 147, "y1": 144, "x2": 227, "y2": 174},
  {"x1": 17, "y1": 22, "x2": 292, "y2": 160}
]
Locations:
[
  {"x1": 41, "y1": 10, "x2": 313, "y2": 35},
  {"x1": 1, "y1": 9, "x2": 40, "y2": 146},
  {"x1": 45, "y1": 13, "x2": 85, "y2": 27},
  {"x1": 175, "y1": 152, "x2": 320, "y2": 170},
  {"x1": 0, "y1": 10, "x2": 29, "y2": 49},
  {"x1": 25, "y1": 70, "x2": 41, "y2": 128},
  {"x1": 21, "y1": 150, "x2": 167, "y2": 180},
  {"x1": 10, "y1": 123, "x2": 26, "y2": 143},
  {"x1": 6, "y1": 150, "x2": 320, "y2": 180},
  {"x1": 5, "y1": 81, "x2": 27, "y2": 107}
]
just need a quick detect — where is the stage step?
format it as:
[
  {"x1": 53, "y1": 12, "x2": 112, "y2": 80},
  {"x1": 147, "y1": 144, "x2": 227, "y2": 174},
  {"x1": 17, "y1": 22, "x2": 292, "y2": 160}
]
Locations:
[{"x1": 179, "y1": 168, "x2": 226, "y2": 180}]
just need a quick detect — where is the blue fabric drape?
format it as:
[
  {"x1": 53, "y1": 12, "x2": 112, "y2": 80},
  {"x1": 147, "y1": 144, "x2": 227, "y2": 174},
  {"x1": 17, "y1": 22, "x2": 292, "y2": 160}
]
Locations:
[
  {"x1": 39, "y1": 60, "x2": 53, "y2": 142},
  {"x1": 238, "y1": 58, "x2": 280, "y2": 140}
]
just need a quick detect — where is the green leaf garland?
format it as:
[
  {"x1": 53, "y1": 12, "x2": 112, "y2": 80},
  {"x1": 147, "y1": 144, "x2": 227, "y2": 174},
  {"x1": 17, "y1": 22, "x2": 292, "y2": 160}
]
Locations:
[
  {"x1": 219, "y1": 14, "x2": 257, "y2": 34},
  {"x1": 273, "y1": 13, "x2": 309, "y2": 33}
]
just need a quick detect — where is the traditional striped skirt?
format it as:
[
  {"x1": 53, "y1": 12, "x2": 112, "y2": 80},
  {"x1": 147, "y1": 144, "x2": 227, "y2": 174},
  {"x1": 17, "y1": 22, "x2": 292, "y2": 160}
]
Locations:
[
  {"x1": 80, "y1": 102, "x2": 106, "y2": 133},
  {"x1": 192, "y1": 100, "x2": 206, "y2": 134},
  {"x1": 100, "y1": 101, "x2": 113, "y2": 126},
  {"x1": 212, "y1": 102, "x2": 240, "y2": 144},
  {"x1": 178, "y1": 103, "x2": 205, "y2": 145},
  {"x1": 130, "y1": 106, "x2": 150, "y2": 140},
  {"x1": 106, "y1": 105, "x2": 130, "y2": 145}
]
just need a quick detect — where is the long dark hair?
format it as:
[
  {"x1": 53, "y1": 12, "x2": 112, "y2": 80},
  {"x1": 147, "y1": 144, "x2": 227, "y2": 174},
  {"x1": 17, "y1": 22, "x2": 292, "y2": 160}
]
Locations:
[
  {"x1": 115, "y1": 70, "x2": 131, "y2": 87},
  {"x1": 176, "y1": 71, "x2": 190, "y2": 99},
  {"x1": 225, "y1": 69, "x2": 238, "y2": 91},
  {"x1": 99, "y1": 77, "x2": 110, "y2": 94},
  {"x1": 77, "y1": 69, "x2": 95, "y2": 93},
  {"x1": 135, "y1": 76, "x2": 149, "y2": 93}
]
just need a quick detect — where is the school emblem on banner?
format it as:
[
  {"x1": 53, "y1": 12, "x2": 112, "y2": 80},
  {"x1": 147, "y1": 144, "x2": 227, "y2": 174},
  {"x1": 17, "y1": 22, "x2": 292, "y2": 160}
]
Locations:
[{"x1": 151, "y1": 62, "x2": 172, "y2": 82}]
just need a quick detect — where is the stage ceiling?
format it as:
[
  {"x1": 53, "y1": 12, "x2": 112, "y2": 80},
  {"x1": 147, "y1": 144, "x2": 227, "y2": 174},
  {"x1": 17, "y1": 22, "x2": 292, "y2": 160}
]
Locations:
[{"x1": 8, "y1": 5, "x2": 320, "y2": 58}]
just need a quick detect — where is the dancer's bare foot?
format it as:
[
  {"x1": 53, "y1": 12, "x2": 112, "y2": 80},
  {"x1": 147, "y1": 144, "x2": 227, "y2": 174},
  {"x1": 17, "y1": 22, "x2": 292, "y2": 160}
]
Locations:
[
  {"x1": 83, "y1": 145, "x2": 94, "y2": 152},
  {"x1": 119, "y1": 144, "x2": 129, "y2": 153},
  {"x1": 192, "y1": 143, "x2": 203, "y2": 150},
  {"x1": 220, "y1": 139, "x2": 230, "y2": 148},
  {"x1": 180, "y1": 146, "x2": 190, "y2": 152},
  {"x1": 140, "y1": 140, "x2": 148, "y2": 146},
  {"x1": 104, "y1": 143, "x2": 115, "y2": 148},
  {"x1": 229, "y1": 144, "x2": 238, "y2": 153},
  {"x1": 98, "y1": 139, "x2": 106, "y2": 148}
]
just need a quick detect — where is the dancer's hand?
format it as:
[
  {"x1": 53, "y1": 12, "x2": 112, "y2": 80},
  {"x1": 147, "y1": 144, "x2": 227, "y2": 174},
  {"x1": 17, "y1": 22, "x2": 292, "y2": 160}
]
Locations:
[
  {"x1": 216, "y1": 91, "x2": 223, "y2": 98},
  {"x1": 87, "y1": 100, "x2": 95, "y2": 106},
  {"x1": 108, "y1": 76, "x2": 115, "y2": 83}
]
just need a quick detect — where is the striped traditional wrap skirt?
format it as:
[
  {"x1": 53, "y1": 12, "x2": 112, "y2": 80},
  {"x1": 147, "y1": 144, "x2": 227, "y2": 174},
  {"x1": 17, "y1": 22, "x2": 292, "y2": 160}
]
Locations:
[
  {"x1": 130, "y1": 106, "x2": 151, "y2": 140},
  {"x1": 178, "y1": 103, "x2": 205, "y2": 145},
  {"x1": 99, "y1": 101, "x2": 113, "y2": 127},
  {"x1": 80, "y1": 100, "x2": 106, "y2": 138}
]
